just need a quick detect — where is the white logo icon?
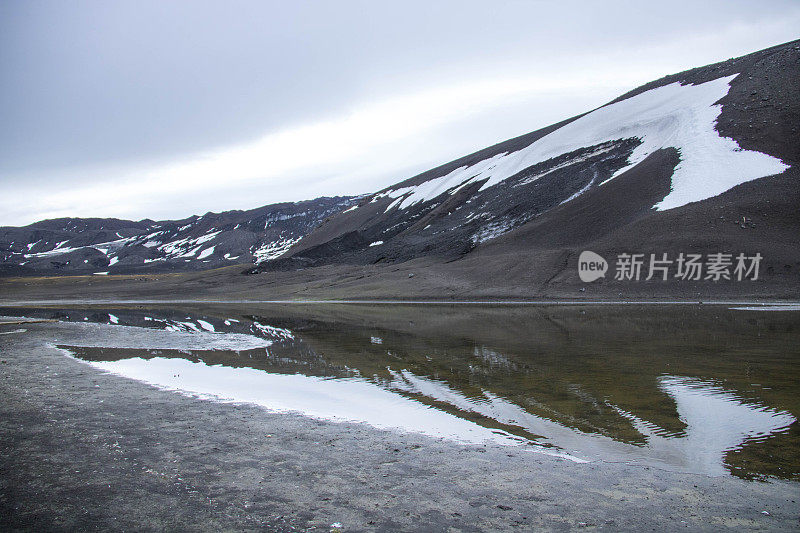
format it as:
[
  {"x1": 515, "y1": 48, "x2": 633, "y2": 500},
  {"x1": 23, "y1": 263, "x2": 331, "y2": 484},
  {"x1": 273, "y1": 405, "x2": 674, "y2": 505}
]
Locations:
[{"x1": 578, "y1": 251, "x2": 607, "y2": 282}]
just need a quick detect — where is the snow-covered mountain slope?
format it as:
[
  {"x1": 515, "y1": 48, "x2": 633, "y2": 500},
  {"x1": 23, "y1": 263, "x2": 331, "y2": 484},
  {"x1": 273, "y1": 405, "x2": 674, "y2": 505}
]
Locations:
[
  {"x1": 3, "y1": 40, "x2": 797, "y2": 287},
  {"x1": 375, "y1": 75, "x2": 785, "y2": 211},
  {"x1": 0, "y1": 196, "x2": 356, "y2": 275},
  {"x1": 254, "y1": 40, "x2": 798, "y2": 273}
]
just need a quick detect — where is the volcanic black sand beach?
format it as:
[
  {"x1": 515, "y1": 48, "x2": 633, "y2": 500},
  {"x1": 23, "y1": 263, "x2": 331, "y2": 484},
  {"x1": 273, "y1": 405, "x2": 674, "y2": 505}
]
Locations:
[{"x1": 1, "y1": 306, "x2": 799, "y2": 531}]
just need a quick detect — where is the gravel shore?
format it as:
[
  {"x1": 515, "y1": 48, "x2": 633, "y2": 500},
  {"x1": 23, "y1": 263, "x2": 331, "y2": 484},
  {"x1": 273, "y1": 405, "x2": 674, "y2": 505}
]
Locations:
[{"x1": 1, "y1": 319, "x2": 798, "y2": 532}]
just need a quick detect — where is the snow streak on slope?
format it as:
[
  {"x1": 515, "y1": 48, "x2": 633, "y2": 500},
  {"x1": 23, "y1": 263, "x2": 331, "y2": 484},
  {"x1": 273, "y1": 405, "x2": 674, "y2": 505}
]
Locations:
[
  {"x1": 377, "y1": 153, "x2": 509, "y2": 211},
  {"x1": 1, "y1": 196, "x2": 358, "y2": 273},
  {"x1": 252, "y1": 236, "x2": 300, "y2": 264},
  {"x1": 378, "y1": 75, "x2": 788, "y2": 212}
]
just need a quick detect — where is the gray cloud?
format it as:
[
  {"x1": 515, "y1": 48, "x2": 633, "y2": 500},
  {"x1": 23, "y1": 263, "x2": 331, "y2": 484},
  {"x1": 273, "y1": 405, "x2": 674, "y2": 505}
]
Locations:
[{"x1": 1, "y1": 0, "x2": 799, "y2": 225}]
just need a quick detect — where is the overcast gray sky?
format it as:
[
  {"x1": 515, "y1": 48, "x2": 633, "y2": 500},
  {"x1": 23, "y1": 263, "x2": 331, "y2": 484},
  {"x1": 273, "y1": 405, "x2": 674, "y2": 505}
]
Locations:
[{"x1": 1, "y1": 0, "x2": 798, "y2": 226}]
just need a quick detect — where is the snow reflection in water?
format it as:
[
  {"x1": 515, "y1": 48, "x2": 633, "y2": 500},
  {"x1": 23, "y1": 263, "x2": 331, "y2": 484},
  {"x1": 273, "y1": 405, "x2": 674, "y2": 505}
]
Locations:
[
  {"x1": 61, "y1": 330, "x2": 795, "y2": 476},
  {"x1": 81, "y1": 355, "x2": 583, "y2": 460},
  {"x1": 388, "y1": 368, "x2": 795, "y2": 475},
  {"x1": 6, "y1": 302, "x2": 793, "y2": 479}
]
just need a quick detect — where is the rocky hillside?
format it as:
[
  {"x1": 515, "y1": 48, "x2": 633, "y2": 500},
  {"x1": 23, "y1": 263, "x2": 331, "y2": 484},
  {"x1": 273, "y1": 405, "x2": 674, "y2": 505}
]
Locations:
[
  {"x1": 2, "y1": 40, "x2": 798, "y2": 298},
  {"x1": 251, "y1": 40, "x2": 799, "y2": 294},
  {"x1": 0, "y1": 196, "x2": 356, "y2": 275}
]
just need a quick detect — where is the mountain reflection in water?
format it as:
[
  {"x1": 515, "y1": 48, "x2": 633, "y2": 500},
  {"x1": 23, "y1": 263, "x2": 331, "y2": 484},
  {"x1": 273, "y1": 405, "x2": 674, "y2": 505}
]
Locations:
[{"x1": 5, "y1": 303, "x2": 796, "y2": 480}]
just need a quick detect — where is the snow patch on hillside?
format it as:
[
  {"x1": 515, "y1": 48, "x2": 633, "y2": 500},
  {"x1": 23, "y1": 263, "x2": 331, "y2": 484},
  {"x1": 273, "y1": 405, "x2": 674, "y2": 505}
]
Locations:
[
  {"x1": 379, "y1": 152, "x2": 507, "y2": 212},
  {"x1": 198, "y1": 246, "x2": 215, "y2": 259},
  {"x1": 23, "y1": 236, "x2": 135, "y2": 259},
  {"x1": 253, "y1": 237, "x2": 299, "y2": 264},
  {"x1": 472, "y1": 219, "x2": 516, "y2": 244},
  {"x1": 377, "y1": 75, "x2": 788, "y2": 212}
]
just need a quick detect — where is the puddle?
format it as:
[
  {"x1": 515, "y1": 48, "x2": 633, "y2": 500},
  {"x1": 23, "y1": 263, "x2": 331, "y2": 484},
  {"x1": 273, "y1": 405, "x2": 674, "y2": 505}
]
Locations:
[{"x1": 3, "y1": 303, "x2": 799, "y2": 479}]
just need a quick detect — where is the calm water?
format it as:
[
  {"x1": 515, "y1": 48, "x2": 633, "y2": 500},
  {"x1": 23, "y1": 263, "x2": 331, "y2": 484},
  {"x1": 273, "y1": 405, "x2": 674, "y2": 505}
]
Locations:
[{"x1": 4, "y1": 303, "x2": 799, "y2": 480}]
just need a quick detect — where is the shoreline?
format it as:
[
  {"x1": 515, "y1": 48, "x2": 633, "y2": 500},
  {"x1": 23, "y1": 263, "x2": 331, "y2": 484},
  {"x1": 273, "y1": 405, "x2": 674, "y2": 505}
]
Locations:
[
  {"x1": 2, "y1": 298, "x2": 800, "y2": 307},
  {"x1": 1, "y1": 319, "x2": 799, "y2": 531}
]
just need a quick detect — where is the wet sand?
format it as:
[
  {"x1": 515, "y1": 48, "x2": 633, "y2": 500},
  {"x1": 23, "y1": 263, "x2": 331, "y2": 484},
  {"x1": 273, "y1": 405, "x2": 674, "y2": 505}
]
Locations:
[{"x1": 1, "y1": 320, "x2": 798, "y2": 532}]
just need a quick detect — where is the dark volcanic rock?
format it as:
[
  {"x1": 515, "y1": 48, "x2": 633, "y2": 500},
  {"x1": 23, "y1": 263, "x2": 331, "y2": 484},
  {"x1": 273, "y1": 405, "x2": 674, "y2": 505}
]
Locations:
[
  {"x1": 255, "y1": 39, "x2": 799, "y2": 292},
  {"x1": 3, "y1": 40, "x2": 798, "y2": 295},
  {"x1": 0, "y1": 197, "x2": 357, "y2": 276}
]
